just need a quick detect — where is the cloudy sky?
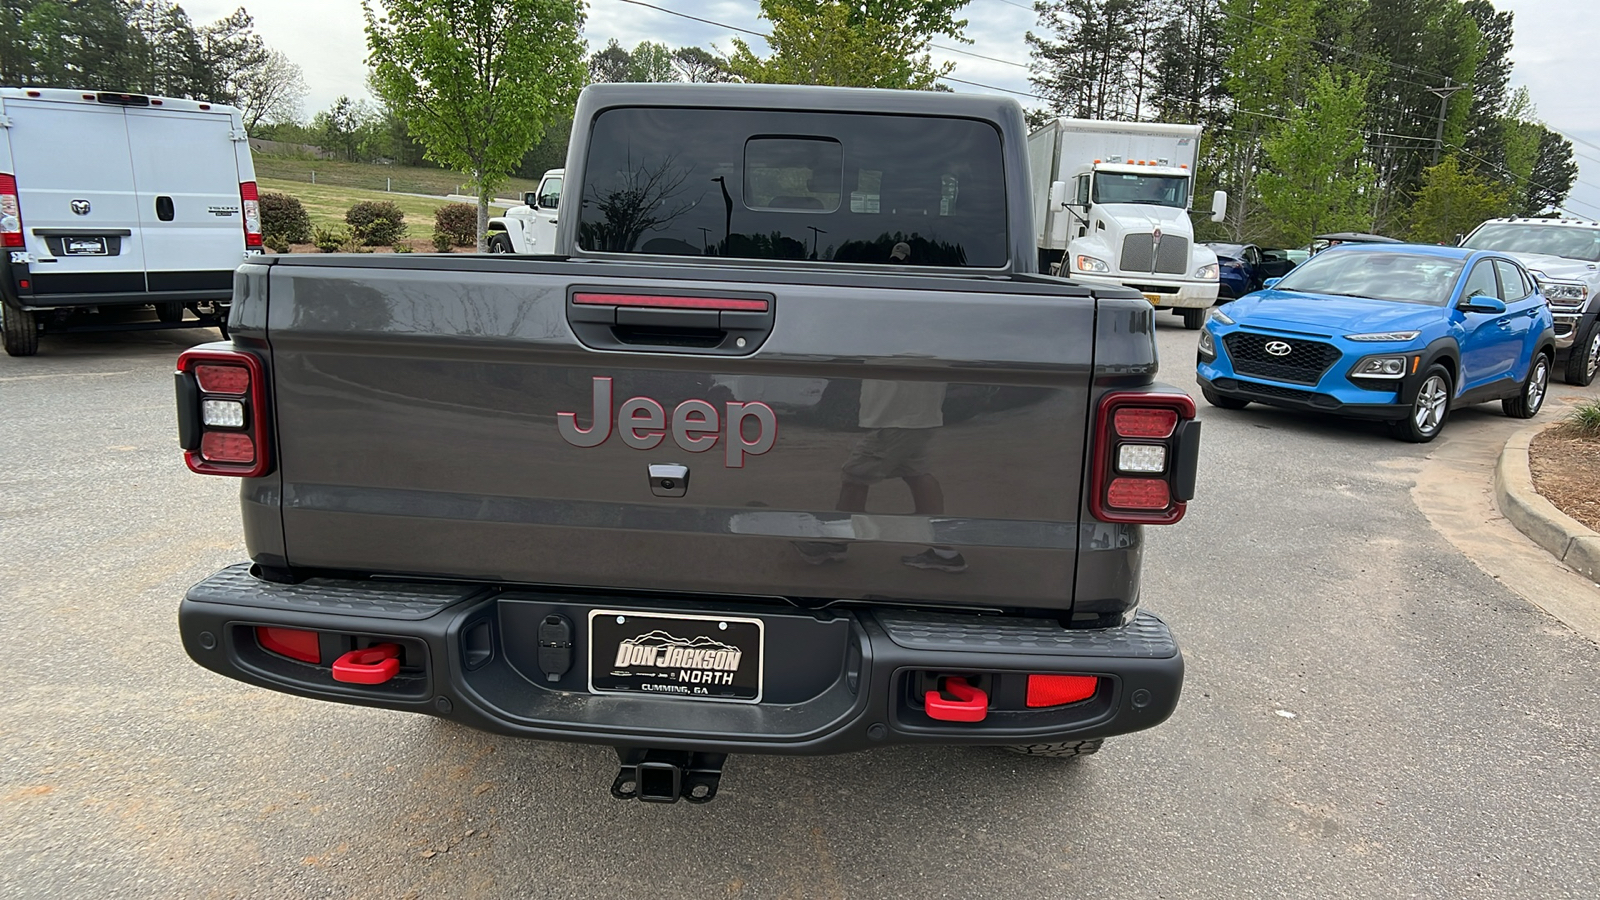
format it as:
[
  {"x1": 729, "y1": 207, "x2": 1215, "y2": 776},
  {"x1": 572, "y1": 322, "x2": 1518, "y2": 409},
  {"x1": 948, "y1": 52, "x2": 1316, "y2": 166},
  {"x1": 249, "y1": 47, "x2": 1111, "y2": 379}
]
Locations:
[{"x1": 183, "y1": 0, "x2": 1600, "y2": 217}]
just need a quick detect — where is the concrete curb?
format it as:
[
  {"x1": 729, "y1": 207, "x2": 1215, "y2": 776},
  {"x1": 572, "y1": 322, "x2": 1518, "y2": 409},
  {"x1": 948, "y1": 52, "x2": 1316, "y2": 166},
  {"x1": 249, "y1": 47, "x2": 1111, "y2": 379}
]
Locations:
[{"x1": 1494, "y1": 420, "x2": 1600, "y2": 583}]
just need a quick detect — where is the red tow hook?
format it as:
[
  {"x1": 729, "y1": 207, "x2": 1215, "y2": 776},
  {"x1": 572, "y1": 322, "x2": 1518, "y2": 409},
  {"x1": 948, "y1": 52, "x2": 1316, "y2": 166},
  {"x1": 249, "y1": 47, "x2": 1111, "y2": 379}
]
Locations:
[
  {"x1": 925, "y1": 675, "x2": 988, "y2": 723},
  {"x1": 331, "y1": 643, "x2": 401, "y2": 684}
]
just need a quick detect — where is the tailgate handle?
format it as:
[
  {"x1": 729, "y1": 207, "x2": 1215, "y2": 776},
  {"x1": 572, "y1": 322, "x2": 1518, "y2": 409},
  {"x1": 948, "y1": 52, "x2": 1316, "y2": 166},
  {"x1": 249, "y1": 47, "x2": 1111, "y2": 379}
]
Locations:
[{"x1": 568, "y1": 291, "x2": 774, "y2": 356}]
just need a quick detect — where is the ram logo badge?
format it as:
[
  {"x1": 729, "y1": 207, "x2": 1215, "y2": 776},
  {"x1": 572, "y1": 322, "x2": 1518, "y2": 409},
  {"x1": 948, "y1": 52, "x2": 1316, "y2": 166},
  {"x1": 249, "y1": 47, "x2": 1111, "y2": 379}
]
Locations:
[{"x1": 558, "y1": 376, "x2": 776, "y2": 467}]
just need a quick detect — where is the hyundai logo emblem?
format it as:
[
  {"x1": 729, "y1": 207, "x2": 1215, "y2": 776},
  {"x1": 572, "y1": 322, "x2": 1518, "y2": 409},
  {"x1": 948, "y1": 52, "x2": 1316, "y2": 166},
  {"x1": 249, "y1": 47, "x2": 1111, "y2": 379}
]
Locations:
[
  {"x1": 1264, "y1": 340, "x2": 1292, "y2": 357},
  {"x1": 70, "y1": 199, "x2": 91, "y2": 216}
]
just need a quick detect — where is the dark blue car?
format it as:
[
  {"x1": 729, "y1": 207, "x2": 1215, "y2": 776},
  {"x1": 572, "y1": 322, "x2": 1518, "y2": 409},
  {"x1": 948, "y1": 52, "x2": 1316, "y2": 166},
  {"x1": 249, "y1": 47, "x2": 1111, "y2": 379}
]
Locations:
[
  {"x1": 1197, "y1": 244, "x2": 1556, "y2": 442},
  {"x1": 1205, "y1": 243, "x2": 1298, "y2": 300}
]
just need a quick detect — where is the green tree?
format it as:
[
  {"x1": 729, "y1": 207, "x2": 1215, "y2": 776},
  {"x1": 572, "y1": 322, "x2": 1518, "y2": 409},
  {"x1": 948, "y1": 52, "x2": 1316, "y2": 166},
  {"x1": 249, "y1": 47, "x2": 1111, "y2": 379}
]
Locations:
[
  {"x1": 672, "y1": 46, "x2": 730, "y2": 83},
  {"x1": 1405, "y1": 155, "x2": 1508, "y2": 244},
  {"x1": 364, "y1": 0, "x2": 586, "y2": 251},
  {"x1": 1524, "y1": 126, "x2": 1578, "y2": 216},
  {"x1": 1257, "y1": 70, "x2": 1375, "y2": 245},
  {"x1": 1029, "y1": 0, "x2": 1158, "y2": 120},
  {"x1": 728, "y1": 0, "x2": 969, "y2": 90}
]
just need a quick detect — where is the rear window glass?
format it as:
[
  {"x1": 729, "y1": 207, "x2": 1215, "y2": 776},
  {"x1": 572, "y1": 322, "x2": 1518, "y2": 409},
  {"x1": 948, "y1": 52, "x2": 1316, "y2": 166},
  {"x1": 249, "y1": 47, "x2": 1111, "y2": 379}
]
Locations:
[{"x1": 577, "y1": 108, "x2": 1007, "y2": 267}]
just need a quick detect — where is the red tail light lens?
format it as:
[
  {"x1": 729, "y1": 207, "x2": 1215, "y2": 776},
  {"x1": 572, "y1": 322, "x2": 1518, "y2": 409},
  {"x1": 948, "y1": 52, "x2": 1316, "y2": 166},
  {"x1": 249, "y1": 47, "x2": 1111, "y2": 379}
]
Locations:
[
  {"x1": 1091, "y1": 391, "x2": 1198, "y2": 525},
  {"x1": 1113, "y1": 407, "x2": 1178, "y2": 438},
  {"x1": 257, "y1": 627, "x2": 320, "y2": 663},
  {"x1": 1106, "y1": 477, "x2": 1170, "y2": 509},
  {"x1": 0, "y1": 173, "x2": 23, "y2": 249},
  {"x1": 1026, "y1": 674, "x2": 1099, "y2": 707},
  {"x1": 177, "y1": 348, "x2": 271, "y2": 477},
  {"x1": 195, "y1": 364, "x2": 250, "y2": 394},
  {"x1": 239, "y1": 181, "x2": 262, "y2": 247}
]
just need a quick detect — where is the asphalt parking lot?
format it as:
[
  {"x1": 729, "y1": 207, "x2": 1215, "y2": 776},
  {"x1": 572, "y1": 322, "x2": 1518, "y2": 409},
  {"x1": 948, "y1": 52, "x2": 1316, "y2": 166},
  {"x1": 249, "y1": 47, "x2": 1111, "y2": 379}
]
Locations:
[{"x1": 2, "y1": 319, "x2": 1598, "y2": 899}]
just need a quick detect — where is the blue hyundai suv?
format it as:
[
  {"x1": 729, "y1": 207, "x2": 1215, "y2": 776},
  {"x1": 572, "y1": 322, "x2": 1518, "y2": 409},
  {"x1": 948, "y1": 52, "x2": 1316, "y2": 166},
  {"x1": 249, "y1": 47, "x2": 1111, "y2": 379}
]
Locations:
[{"x1": 1197, "y1": 244, "x2": 1556, "y2": 441}]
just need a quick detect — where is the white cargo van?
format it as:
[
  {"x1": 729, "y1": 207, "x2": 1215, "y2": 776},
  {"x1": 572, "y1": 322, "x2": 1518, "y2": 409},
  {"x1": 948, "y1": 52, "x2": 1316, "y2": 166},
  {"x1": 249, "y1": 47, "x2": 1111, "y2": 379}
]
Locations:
[{"x1": 0, "y1": 88, "x2": 260, "y2": 356}]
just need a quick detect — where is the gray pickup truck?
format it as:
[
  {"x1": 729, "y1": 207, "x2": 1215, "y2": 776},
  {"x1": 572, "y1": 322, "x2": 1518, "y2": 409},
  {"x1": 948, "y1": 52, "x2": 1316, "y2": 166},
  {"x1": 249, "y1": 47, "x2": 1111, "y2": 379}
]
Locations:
[{"x1": 175, "y1": 84, "x2": 1200, "y2": 804}]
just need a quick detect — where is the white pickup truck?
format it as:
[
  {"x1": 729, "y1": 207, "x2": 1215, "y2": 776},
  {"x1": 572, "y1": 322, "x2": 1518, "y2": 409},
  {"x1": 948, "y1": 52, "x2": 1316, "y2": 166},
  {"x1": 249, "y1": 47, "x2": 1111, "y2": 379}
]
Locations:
[
  {"x1": 1462, "y1": 216, "x2": 1600, "y2": 385},
  {"x1": 486, "y1": 168, "x2": 562, "y2": 254}
]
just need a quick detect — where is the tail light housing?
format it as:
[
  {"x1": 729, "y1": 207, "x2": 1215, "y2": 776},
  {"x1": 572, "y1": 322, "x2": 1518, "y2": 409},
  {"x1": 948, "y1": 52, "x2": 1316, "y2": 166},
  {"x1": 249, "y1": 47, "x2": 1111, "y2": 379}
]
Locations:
[
  {"x1": 0, "y1": 173, "x2": 22, "y2": 249},
  {"x1": 176, "y1": 348, "x2": 271, "y2": 477},
  {"x1": 239, "y1": 181, "x2": 262, "y2": 248},
  {"x1": 1090, "y1": 391, "x2": 1200, "y2": 525}
]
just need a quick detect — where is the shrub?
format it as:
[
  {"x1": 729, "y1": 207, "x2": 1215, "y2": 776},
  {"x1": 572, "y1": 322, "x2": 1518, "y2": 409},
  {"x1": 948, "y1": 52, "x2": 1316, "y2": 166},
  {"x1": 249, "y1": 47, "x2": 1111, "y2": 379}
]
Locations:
[
  {"x1": 431, "y1": 231, "x2": 453, "y2": 252},
  {"x1": 345, "y1": 200, "x2": 406, "y2": 246},
  {"x1": 434, "y1": 202, "x2": 477, "y2": 247},
  {"x1": 1566, "y1": 398, "x2": 1600, "y2": 438},
  {"x1": 313, "y1": 225, "x2": 348, "y2": 253},
  {"x1": 263, "y1": 233, "x2": 291, "y2": 254},
  {"x1": 392, "y1": 242, "x2": 414, "y2": 253},
  {"x1": 259, "y1": 192, "x2": 312, "y2": 244}
]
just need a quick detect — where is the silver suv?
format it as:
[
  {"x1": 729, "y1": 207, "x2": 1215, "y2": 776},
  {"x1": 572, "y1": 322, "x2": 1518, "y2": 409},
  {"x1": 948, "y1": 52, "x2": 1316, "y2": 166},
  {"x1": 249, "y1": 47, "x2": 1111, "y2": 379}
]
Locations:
[{"x1": 1462, "y1": 217, "x2": 1600, "y2": 385}]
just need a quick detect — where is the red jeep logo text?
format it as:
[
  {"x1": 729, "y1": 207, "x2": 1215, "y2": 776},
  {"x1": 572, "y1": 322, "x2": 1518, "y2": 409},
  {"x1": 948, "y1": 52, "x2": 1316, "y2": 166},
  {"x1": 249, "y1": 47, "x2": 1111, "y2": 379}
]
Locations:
[{"x1": 558, "y1": 377, "x2": 777, "y2": 468}]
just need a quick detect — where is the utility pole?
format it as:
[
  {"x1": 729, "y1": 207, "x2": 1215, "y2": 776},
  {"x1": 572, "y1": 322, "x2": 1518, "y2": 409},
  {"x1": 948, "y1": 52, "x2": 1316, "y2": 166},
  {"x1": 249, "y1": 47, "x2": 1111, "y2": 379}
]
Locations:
[{"x1": 1427, "y1": 78, "x2": 1467, "y2": 166}]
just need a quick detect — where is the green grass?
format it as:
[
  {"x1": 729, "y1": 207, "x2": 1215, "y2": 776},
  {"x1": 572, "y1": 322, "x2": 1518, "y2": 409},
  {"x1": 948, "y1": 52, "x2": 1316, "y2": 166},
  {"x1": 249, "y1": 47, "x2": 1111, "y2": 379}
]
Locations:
[
  {"x1": 1566, "y1": 398, "x2": 1600, "y2": 438},
  {"x1": 258, "y1": 177, "x2": 507, "y2": 242},
  {"x1": 253, "y1": 155, "x2": 541, "y2": 199}
]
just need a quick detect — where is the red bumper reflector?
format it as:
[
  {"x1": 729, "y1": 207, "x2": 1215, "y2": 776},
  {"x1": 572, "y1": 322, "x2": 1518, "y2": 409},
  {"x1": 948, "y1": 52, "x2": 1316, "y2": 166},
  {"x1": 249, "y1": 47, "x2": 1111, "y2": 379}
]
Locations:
[
  {"x1": 1107, "y1": 477, "x2": 1170, "y2": 510},
  {"x1": 1113, "y1": 407, "x2": 1178, "y2": 438},
  {"x1": 925, "y1": 675, "x2": 988, "y2": 722},
  {"x1": 257, "y1": 627, "x2": 320, "y2": 663},
  {"x1": 195, "y1": 363, "x2": 249, "y2": 394},
  {"x1": 200, "y1": 431, "x2": 255, "y2": 464},
  {"x1": 1026, "y1": 674, "x2": 1099, "y2": 707},
  {"x1": 573, "y1": 292, "x2": 769, "y2": 312},
  {"x1": 332, "y1": 644, "x2": 402, "y2": 684}
]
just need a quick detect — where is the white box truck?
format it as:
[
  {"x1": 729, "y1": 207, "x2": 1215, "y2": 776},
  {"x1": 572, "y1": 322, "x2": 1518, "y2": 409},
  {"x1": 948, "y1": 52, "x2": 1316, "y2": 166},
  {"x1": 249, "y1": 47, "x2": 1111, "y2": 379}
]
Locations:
[
  {"x1": 1, "y1": 88, "x2": 260, "y2": 356},
  {"x1": 1029, "y1": 118, "x2": 1227, "y2": 329}
]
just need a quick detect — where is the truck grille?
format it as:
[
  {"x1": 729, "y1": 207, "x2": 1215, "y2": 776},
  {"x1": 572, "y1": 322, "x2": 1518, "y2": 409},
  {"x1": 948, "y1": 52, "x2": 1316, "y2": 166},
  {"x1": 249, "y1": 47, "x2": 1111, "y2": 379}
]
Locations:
[
  {"x1": 1119, "y1": 234, "x2": 1189, "y2": 275},
  {"x1": 1222, "y1": 333, "x2": 1341, "y2": 385}
]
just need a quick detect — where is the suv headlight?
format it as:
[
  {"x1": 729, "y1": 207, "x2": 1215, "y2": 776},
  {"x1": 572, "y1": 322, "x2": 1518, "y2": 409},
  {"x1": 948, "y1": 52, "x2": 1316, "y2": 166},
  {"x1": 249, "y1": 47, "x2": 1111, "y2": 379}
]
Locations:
[
  {"x1": 1198, "y1": 327, "x2": 1216, "y2": 358},
  {"x1": 1207, "y1": 307, "x2": 1234, "y2": 326},
  {"x1": 1540, "y1": 281, "x2": 1588, "y2": 305},
  {"x1": 1076, "y1": 255, "x2": 1110, "y2": 274},
  {"x1": 1351, "y1": 355, "x2": 1411, "y2": 379},
  {"x1": 1346, "y1": 331, "x2": 1421, "y2": 342},
  {"x1": 1196, "y1": 263, "x2": 1219, "y2": 280}
]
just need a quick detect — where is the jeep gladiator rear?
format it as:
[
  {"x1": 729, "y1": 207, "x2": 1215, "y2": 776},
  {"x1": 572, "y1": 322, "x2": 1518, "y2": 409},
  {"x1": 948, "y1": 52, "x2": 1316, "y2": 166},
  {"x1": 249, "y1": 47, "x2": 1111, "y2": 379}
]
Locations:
[{"x1": 176, "y1": 84, "x2": 1198, "y2": 803}]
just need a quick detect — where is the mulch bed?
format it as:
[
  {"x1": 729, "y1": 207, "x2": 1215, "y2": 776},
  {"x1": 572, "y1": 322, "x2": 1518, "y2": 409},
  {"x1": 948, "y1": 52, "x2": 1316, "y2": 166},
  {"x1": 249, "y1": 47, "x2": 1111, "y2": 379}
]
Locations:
[{"x1": 1529, "y1": 426, "x2": 1600, "y2": 533}]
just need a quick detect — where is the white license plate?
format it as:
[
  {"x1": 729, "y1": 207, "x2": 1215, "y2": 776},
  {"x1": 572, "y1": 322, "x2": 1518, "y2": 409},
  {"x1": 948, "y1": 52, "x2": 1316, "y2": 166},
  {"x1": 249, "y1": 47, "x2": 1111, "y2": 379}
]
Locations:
[{"x1": 65, "y1": 238, "x2": 108, "y2": 255}]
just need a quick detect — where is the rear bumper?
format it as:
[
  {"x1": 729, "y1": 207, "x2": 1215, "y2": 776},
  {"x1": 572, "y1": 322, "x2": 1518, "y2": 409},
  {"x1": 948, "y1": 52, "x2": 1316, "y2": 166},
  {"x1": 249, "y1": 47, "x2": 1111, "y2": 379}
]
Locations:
[{"x1": 179, "y1": 564, "x2": 1184, "y2": 754}]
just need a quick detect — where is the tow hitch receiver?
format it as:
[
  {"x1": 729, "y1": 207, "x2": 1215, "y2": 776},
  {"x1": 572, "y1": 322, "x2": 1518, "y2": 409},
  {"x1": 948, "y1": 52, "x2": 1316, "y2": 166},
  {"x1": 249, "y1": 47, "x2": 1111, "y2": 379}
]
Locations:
[{"x1": 611, "y1": 748, "x2": 727, "y2": 804}]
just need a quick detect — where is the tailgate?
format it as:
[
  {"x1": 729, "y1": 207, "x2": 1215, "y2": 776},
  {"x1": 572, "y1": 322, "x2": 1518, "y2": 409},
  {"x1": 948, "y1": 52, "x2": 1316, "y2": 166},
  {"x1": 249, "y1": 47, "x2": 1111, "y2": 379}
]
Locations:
[{"x1": 264, "y1": 262, "x2": 1096, "y2": 611}]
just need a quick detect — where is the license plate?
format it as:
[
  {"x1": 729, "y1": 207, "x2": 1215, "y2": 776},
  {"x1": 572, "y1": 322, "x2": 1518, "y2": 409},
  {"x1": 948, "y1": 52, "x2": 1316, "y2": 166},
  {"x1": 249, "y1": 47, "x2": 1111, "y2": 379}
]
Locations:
[
  {"x1": 589, "y1": 610, "x2": 763, "y2": 702},
  {"x1": 65, "y1": 238, "x2": 107, "y2": 255},
  {"x1": 1143, "y1": 292, "x2": 1164, "y2": 305}
]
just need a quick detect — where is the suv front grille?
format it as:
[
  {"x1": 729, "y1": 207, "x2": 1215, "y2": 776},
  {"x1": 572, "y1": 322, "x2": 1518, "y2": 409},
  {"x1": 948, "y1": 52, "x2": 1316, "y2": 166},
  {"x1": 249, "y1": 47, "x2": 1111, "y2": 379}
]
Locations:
[
  {"x1": 1120, "y1": 234, "x2": 1189, "y2": 274},
  {"x1": 1222, "y1": 333, "x2": 1341, "y2": 385}
]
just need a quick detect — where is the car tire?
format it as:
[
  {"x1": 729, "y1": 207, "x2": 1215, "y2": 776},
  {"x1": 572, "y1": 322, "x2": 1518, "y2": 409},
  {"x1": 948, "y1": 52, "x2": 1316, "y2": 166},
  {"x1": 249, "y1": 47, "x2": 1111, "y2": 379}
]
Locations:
[
  {"x1": 156, "y1": 301, "x2": 185, "y2": 324},
  {"x1": 1503, "y1": 352, "x2": 1551, "y2": 419},
  {"x1": 1179, "y1": 308, "x2": 1204, "y2": 330},
  {"x1": 1005, "y1": 739, "x2": 1103, "y2": 759},
  {"x1": 1563, "y1": 321, "x2": 1600, "y2": 387},
  {"x1": 1388, "y1": 365, "x2": 1452, "y2": 443},
  {"x1": 1202, "y1": 385, "x2": 1249, "y2": 410},
  {"x1": 1, "y1": 303, "x2": 39, "y2": 357},
  {"x1": 487, "y1": 233, "x2": 513, "y2": 254}
]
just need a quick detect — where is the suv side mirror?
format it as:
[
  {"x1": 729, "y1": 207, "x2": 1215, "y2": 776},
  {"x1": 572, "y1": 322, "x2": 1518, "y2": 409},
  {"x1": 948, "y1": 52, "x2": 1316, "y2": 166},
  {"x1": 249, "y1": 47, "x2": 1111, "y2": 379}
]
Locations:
[
  {"x1": 523, "y1": 192, "x2": 538, "y2": 208},
  {"x1": 1209, "y1": 190, "x2": 1228, "y2": 223},
  {"x1": 1458, "y1": 295, "x2": 1507, "y2": 315},
  {"x1": 1262, "y1": 277, "x2": 1283, "y2": 290}
]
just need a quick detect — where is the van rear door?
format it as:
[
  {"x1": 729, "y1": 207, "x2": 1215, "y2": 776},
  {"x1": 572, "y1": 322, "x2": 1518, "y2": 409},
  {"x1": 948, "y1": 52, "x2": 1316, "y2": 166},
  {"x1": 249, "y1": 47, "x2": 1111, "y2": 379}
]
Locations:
[
  {"x1": 124, "y1": 107, "x2": 246, "y2": 293},
  {"x1": 3, "y1": 96, "x2": 147, "y2": 294}
]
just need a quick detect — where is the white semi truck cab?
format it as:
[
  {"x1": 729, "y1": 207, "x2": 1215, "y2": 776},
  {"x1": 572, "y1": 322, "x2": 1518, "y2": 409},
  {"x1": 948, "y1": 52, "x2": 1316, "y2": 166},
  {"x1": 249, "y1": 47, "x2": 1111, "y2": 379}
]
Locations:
[
  {"x1": 486, "y1": 168, "x2": 563, "y2": 254},
  {"x1": 1029, "y1": 119, "x2": 1227, "y2": 329}
]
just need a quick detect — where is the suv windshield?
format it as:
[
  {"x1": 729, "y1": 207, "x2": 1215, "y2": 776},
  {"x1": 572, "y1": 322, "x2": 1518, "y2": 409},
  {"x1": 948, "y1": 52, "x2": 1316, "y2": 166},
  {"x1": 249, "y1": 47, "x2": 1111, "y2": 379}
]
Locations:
[
  {"x1": 577, "y1": 108, "x2": 1007, "y2": 267},
  {"x1": 1093, "y1": 172, "x2": 1188, "y2": 208},
  {"x1": 1272, "y1": 250, "x2": 1465, "y2": 306},
  {"x1": 1462, "y1": 223, "x2": 1600, "y2": 262}
]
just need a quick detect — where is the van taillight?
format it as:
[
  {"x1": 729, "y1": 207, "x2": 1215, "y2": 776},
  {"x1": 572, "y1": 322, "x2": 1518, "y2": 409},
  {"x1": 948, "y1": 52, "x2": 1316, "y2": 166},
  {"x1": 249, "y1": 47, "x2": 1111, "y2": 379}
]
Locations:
[
  {"x1": 176, "y1": 348, "x2": 271, "y2": 477},
  {"x1": 1090, "y1": 391, "x2": 1200, "y2": 525},
  {"x1": 0, "y1": 173, "x2": 22, "y2": 249},
  {"x1": 239, "y1": 181, "x2": 262, "y2": 247}
]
